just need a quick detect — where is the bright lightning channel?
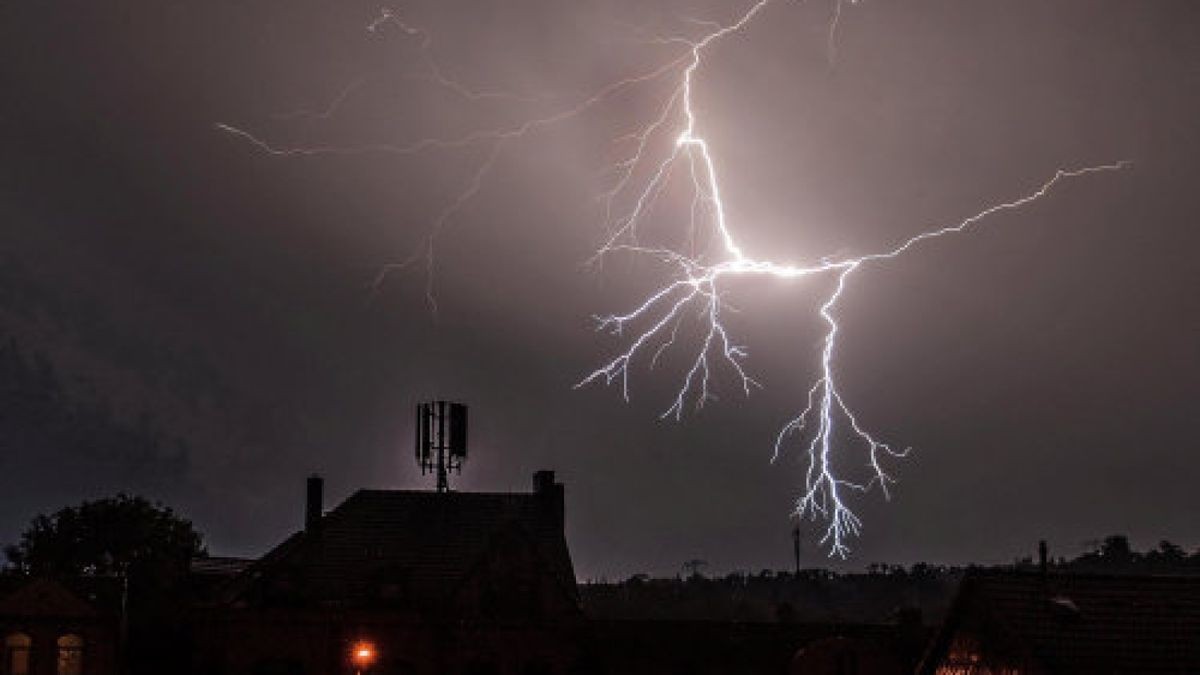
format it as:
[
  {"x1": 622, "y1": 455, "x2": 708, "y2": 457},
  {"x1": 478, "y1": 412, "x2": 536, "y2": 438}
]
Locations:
[{"x1": 215, "y1": 1, "x2": 1130, "y2": 556}]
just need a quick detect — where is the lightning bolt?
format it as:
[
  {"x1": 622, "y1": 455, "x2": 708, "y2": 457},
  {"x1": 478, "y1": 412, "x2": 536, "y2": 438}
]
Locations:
[
  {"x1": 578, "y1": 159, "x2": 1127, "y2": 556},
  {"x1": 216, "y1": 1, "x2": 1130, "y2": 556}
]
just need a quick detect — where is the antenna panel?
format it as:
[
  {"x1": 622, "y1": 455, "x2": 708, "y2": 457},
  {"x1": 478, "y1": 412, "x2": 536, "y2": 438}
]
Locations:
[
  {"x1": 448, "y1": 402, "x2": 468, "y2": 459},
  {"x1": 414, "y1": 400, "x2": 469, "y2": 491}
]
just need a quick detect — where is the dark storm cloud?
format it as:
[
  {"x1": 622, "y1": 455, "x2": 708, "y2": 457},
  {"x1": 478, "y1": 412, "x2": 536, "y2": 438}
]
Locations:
[{"x1": 1, "y1": 0, "x2": 1197, "y2": 576}]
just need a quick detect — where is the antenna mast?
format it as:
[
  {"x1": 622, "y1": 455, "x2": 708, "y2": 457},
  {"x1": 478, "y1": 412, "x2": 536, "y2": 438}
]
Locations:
[{"x1": 415, "y1": 401, "x2": 468, "y2": 492}]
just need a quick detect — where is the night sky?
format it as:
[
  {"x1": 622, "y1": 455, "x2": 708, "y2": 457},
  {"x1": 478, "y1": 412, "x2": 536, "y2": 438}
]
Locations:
[{"x1": 2, "y1": 0, "x2": 1198, "y2": 578}]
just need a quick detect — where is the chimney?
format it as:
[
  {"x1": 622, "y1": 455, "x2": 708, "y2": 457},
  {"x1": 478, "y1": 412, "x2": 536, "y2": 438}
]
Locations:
[
  {"x1": 533, "y1": 470, "x2": 564, "y2": 531},
  {"x1": 306, "y1": 474, "x2": 323, "y2": 532},
  {"x1": 1038, "y1": 539, "x2": 1048, "y2": 575},
  {"x1": 533, "y1": 470, "x2": 555, "y2": 494}
]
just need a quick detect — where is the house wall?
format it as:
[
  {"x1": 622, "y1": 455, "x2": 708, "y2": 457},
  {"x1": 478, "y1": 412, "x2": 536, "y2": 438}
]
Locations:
[
  {"x1": 924, "y1": 622, "x2": 1048, "y2": 675},
  {"x1": 0, "y1": 618, "x2": 117, "y2": 675},
  {"x1": 192, "y1": 609, "x2": 583, "y2": 675}
]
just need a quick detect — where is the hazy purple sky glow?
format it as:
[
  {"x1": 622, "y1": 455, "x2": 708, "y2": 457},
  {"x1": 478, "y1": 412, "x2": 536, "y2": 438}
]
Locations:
[{"x1": 1, "y1": 0, "x2": 1198, "y2": 577}]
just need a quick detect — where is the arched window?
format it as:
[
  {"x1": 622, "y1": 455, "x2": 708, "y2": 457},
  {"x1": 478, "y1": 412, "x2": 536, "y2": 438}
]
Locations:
[
  {"x1": 55, "y1": 634, "x2": 83, "y2": 675},
  {"x1": 3, "y1": 633, "x2": 31, "y2": 675}
]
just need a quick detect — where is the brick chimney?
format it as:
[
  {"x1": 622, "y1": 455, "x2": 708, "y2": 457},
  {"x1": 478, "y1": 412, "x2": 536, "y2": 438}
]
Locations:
[
  {"x1": 306, "y1": 474, "x2": 323, "y2": 532},
  {"x1": 533, "y1": 470, "x2": 564, "y2": 531}
]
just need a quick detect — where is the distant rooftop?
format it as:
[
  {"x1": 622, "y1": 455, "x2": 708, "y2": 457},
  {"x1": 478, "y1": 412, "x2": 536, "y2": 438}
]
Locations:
[
  {"x1": 215, "y1": 472, "x2": 575, "y2": 613},
  {"x1": 920, "y1": 570, "x2": 1200, "y2": 673}
]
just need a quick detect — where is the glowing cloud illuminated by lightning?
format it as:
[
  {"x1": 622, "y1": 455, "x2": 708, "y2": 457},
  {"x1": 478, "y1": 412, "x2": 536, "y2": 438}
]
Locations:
[{"x1": 215, "y1": 0, "x2": 1129, "y2": 556}]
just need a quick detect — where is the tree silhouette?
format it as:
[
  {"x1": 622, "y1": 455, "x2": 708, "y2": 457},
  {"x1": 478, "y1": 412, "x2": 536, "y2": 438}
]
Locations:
[
  {"x1": 5, "y1": 493, "x2": 204, "y2": 581},
  {"x1": 4, "y1": 495, "x2": 206, "y2": 675}
]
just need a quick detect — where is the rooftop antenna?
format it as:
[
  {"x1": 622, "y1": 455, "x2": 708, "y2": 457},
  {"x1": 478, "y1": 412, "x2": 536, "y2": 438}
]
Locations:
[{"x1": 415, "y1": 401, "x2": 468, "y2": 492}]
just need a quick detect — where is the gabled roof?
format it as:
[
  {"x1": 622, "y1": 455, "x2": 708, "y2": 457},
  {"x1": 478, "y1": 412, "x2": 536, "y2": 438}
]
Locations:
[
  {"x1": 0, "y1": 577, "x2": 98, "y2": 618},
  {"x1": 223, "y1": 487, "x2": 576, "y2": 611},
  {"x1": 919, "y1": 570, "x2": 1200, "y2": 674}
]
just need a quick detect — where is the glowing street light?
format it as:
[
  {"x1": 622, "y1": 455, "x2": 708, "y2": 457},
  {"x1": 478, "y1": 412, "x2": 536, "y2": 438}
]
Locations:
[{"x1": 350, "y1": 641, "x2": 377, "y2": 673}]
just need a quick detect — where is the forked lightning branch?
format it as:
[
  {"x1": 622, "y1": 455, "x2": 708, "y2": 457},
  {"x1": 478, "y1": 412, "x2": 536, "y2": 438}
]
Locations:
[{"x1": 217, "y1": 0, "x2": 1129, "y2": 556}]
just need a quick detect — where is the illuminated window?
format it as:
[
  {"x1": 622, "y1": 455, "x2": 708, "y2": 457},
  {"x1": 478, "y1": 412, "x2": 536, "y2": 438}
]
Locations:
[
  {"x1": 56, "y1": 634, "x2": 83, "y2": 675},
  {"x1": 4, "y1": 633, "x2": 31, "y2": 675},
  {"x1": 936, "y1": 633, "x2": 1022, "y2": 675}
]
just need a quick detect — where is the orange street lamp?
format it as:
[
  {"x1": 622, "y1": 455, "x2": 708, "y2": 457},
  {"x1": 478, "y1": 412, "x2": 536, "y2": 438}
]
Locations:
[{"x1": 350, "y1": 640, "x2": 377, "y2": 674}]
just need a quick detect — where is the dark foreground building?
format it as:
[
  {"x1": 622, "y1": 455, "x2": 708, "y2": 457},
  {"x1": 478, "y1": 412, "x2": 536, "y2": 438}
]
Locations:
[
  {"x1": 193, "y1": 471, "x2": 583, "y2": 675},
  {"x1": 0, "y1": 577, "x2": 118, "y2": 675},
  {"x1": 917, "y1": 569, "x2": 1200, "y2": 674},
  {"x1": 587, "y1": 617, "x2": 924, "y2": 675}
]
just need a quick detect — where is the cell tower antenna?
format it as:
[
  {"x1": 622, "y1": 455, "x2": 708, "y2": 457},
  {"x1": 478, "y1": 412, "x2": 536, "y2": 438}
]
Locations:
[{"x1": 415, "y1": 401, "x2": 468, "y2": 492}]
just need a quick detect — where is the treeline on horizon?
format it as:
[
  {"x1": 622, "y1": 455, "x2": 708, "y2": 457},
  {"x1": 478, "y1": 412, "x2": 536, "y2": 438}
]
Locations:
[
  {"x1": 3, "y1": 486, "x2": 1197, "y2": 629},
  {"x1": 580, "y1": 535, "x2": 1200, "y2": 624}
]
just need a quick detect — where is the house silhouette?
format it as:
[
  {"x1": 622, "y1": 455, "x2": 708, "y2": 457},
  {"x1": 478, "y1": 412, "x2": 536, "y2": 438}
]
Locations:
[
  {"x1": 918, "y1": 569, "x2": 1200, "y2": 674},
  {"x1": 194, "y1": 471, "x2": 581, "y2": 675}
]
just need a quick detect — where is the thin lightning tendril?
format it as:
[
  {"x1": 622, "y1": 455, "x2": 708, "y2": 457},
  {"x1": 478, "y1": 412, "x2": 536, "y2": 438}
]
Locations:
[{"x1": 216, "y1": 1, "x2": 1130, "y2": 556}]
